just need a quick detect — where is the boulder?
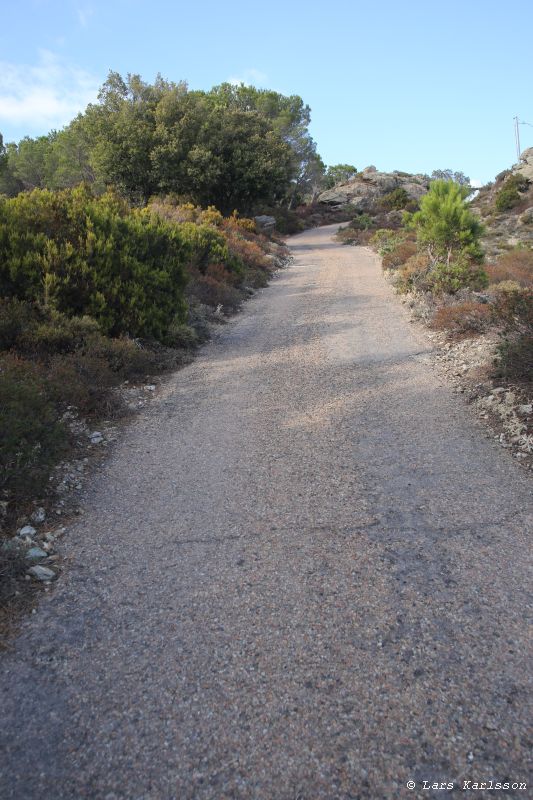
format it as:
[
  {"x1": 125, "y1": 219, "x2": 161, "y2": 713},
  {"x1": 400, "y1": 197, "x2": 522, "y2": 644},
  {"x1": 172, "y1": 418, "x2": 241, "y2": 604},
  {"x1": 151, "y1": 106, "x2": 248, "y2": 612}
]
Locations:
[
  {"x1": 317, "y1": 167, "x2": 429, "y2": 211},
  {"x1": 254, "y1": 215, "x2": 276, "y2": 234},
  {"x1": 515, "y1": 147, "x2": 533, "y2": 182}
]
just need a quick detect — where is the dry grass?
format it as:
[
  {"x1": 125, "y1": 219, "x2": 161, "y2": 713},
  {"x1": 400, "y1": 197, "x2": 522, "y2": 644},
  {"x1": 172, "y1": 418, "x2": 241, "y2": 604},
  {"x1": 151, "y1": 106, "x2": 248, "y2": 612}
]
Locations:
[
  {"x1": 486, "y1": 249, "x2": 533, "y2": 288},
  {"x1": 431, "y1": 302, "x2": 492, "y2": 335},
  {"x1": 382, "y1": 240, "x2": 418, "y2": 270}
]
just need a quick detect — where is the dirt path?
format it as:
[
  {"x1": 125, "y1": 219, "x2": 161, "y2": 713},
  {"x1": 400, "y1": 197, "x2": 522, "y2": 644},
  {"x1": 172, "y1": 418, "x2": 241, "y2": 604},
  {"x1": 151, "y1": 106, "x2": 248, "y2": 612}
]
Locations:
[{"x1": 1, "y1": 225, "x2": 531, "y2": 799}]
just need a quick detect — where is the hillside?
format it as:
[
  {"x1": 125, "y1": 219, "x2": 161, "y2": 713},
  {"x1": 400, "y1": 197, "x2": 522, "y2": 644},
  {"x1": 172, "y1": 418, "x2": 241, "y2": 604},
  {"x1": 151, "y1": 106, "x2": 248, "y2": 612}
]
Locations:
[{"x1": 471, "y1": 148, "x2": 533, "y2": 258}]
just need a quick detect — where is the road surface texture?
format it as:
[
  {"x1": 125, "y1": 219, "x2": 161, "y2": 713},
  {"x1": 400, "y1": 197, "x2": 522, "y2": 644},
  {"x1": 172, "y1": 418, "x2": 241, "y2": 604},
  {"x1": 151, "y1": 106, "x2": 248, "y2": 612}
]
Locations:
[{"x1": 1, "y1": 225, "x2": 532, "y2": 799}]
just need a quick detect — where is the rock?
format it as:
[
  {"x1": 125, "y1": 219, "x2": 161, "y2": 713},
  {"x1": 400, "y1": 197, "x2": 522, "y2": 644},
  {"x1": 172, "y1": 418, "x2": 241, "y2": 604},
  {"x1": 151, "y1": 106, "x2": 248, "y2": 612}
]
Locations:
[
  {"x1": 254, "y1": 215, "x2": 276, "y2": 234},
  {"x1": 144, "y1": 384, "x2": 156, "y2": 392},
  {"x1": 31, "y1": 507, "x2": 46, "y2": 525},
  {"x1": 27, "y1": 565, "x2": 56, "y2": 582},
  {"x1": 318, "y1": 168, "x2": 429, "y2": 210},
  {"x1": 17, "y1": 525, "x2": 37, "y2": 539},
  {"x1": 89, "y1": 431, "x2": 104, "y2": 445},
  {"x1": 518, "y1": 404, "x2": 532, "y2": 414},
  {"x1": 518, "y1": 207, "x2": 533, "y2": 225},
  {"x1": 515, "y1": 147, "x2": 533, "y2": 181},
  {"x1": 26, "y1": 547, "x2": 48, "y2": 563}
]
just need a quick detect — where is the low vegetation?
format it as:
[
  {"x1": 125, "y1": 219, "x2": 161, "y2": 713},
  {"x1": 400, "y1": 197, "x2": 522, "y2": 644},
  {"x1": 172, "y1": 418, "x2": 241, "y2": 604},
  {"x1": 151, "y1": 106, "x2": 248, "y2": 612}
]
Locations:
[
  {"x1": 0, "y1": 185, "x2": 287, "y2": 560},
  {"x1": 337, "y1": 177, "x2": 532, "y2": 385}
]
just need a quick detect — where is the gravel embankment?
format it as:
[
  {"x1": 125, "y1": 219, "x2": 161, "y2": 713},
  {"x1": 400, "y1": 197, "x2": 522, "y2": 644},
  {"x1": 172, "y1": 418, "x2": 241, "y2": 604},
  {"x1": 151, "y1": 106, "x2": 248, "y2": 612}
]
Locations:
[{"x1": 0, "y1": 224, "x2": 531, "y2": 799}]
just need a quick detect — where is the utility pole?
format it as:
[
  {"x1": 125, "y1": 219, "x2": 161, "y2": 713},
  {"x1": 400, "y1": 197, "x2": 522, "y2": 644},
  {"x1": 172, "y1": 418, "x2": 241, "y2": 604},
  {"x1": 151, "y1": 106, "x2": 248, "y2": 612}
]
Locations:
[
  {"x1": 514, "y1": 116, "x2": 520, "y2": 162},
  {"x1": 514, "y1": 117, "x2": 533, "y2": 162}
]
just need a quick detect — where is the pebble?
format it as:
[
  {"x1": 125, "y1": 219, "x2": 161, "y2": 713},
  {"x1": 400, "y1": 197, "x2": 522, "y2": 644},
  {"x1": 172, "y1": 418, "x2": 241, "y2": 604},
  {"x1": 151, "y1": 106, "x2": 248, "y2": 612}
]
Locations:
[
  {"x1": 25, "y1": 547, "x2": 48, "y2": 563},
  {"x1": 17, "y1": 525, "x2": 37, "y2": 539},
  {"x1": 89, "y1": 432, "x2": 104, "y2": 445},
  {"x1": 31, "y1": 507, "x2": 46, "y2": 525},
  {"x1": 27, "y1": 565, "x2": 56, "y2": 582}
]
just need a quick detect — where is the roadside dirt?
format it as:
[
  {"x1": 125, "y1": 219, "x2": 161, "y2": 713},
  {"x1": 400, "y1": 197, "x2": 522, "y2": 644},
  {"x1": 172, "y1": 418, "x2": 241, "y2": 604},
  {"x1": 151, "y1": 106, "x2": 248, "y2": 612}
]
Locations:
[{"x1": 0, "y1": 225, "x2": 531, "y2": 799}]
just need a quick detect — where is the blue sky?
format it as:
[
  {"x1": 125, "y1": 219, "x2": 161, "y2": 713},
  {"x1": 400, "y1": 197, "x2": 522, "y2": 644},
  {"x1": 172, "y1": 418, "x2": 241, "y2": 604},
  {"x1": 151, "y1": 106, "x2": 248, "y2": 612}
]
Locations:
[{"x1": 1, "y1": 0, "x2": 532, "y2": 185}]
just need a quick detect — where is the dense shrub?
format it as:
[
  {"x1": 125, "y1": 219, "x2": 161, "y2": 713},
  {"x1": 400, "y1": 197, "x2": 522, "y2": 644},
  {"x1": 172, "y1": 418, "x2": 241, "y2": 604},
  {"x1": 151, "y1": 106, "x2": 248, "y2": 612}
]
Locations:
[
  {"x1": 46, "y1": 352, "x2": 120, "y2": 416},
  {"x1": 431, "y1": 302, "x2": 492, "y2": 334},
  {"x1": 187, "y1": 266, "x2": 244, "y2": 312},
  {"x1": 370, "y1": 228, "x2": 411, "y2": 256},
  {"x1": 379, "y1": 188, "x2": 410, "y2": 211},
  {"x1": 493, "y1": 287, "x2": 533, "y2": 381},
  {"x1": 486, "y1": 249, "x2": 533, "y2": 287},
  {"x1": 382, "y1": 240, "x2": 418, "y2": 269},
  {"x1": 495, "y1": 336, "x2": 533, "y2": 380},
  {"x1": 393, "y1": 253, "x2": 432, "y2": 293},
  {"x1": 0, "y1": 186, "x2": 188, "y2": 340},
  {"x1": 0, "y1": 298, "x2": 36, "y2": 351},
  {"x1": 494, "y1": 174, "x2": 530, "y2": 212},
  {"x1": 429, "y1": 257, "x2": 489, "y2": 294},
  {"x1": 0, "y1": 356, "x2": 68, "y2": 501}
]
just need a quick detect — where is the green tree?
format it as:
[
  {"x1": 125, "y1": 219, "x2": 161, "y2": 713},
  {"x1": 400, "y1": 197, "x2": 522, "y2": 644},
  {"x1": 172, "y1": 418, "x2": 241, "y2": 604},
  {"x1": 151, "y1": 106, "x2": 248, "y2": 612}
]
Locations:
[
  {"x1": 48, "y1": 118, "x2": 97, "y2": 189},
  {"x1": 323, "y1": 164, "x2": 358, "y2": 189},
  {"x1": 407, "y1": 180, "x2": 483, "y2": 266},
  {"x1": 430, "y1": 168, "x2": 470, "y2": 187},
  {"x1": 7, "y1": 134, "x2": 57, "y2": 190}
]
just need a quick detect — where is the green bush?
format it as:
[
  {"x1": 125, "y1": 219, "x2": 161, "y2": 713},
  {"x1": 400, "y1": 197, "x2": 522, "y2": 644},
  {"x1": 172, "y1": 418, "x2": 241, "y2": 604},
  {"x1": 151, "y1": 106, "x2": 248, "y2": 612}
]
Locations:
[
  {"x1": 379, "y1": 188, "x2": 410, "y2": 211},
  {"x1": 493, "y1": 286, "x2": 533, "y2": 381},
  {"x1": 0, "y1": 186, "x2": 188, "y2": 340},
  {"x1": 0, "y1": 298, "x2": 36, "y2": 351},
  {"x1": 495, "y1": 174, "x2": 530, "y2": 212},
  {"x1": 429, "y1": 257, "x2": 489, "y2": 294},
  {"x1": 495, "y1": 336, "x2": 533, "y2": 380},
  {"x1": 370, "y1": 228, "x2": 409, "y2": 256},
  {"x1": 0, "y1": 356, "x2": 68, "y2": 501},
  {"x1": 351, "y1": 212, "x2": 373, "y2": 230}
]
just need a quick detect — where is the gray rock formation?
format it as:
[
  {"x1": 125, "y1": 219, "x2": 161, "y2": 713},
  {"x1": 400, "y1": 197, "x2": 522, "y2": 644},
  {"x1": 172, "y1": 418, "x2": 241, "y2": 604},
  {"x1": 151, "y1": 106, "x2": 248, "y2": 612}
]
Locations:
[
  {"x1": 254, "y1": 215, "x2": 276, "y2": 234},
  {"x1": 514, "y1": 147, "x2": 533, "y2": 181},
  {"x1": 317, "y1": 166, "x2": 430, "y2": 210}
]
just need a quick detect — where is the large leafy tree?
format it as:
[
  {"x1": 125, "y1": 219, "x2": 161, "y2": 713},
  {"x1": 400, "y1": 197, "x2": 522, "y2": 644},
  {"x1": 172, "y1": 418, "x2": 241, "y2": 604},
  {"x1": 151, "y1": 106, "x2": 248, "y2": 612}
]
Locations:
[
  {"x1": 76, "y1": 73, "x2": 299, "y2": 210},
  {"x1": 2, "y1": 72, "x2": 317, "y2": 212}
]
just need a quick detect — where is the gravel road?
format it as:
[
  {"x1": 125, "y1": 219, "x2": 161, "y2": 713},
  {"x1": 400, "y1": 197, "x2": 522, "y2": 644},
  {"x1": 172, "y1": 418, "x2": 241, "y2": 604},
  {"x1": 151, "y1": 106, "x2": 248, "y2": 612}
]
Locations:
[{"x1": 1, "y1": 225, "x2": 532, "y2": 799}]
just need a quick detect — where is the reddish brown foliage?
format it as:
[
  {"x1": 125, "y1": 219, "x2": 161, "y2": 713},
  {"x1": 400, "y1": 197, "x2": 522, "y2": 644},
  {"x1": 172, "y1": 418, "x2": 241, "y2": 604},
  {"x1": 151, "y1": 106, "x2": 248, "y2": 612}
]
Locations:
[{"x1": 431, "y1": 302, "x2": 492, "y2": 335}]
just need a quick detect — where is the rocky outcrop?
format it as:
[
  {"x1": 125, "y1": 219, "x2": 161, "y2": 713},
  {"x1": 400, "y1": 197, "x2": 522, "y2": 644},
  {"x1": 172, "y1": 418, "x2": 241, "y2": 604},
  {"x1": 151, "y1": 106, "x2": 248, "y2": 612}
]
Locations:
[
  {"x1": 471, "y1": 149, "x2": 533, "y2": 258},
  {"x1": 515, "y1": 147, "x2": 533, "y2": 181},
  {"x1": 317, "y1": 165, "x2": 430, "y2": 211}
]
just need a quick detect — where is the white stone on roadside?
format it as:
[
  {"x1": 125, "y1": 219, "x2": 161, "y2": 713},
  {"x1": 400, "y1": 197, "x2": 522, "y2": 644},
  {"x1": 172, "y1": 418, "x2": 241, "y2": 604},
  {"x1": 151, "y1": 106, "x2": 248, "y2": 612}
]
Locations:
[
  {"x1": 89, "y1": 431, "x2": 104, "y2": 444},
  {"x1": 518, "y1": 404, "x2": 532, "y2": 414},
  {"x1": 27, "y1": 565, "x2": 55, "y2": 582},
  {"x1": 17, "y1": 525, "x2": 37, "y2": 539},
  {"x1": 144, "y1": 384, "x2": 156, "y2": 392}
]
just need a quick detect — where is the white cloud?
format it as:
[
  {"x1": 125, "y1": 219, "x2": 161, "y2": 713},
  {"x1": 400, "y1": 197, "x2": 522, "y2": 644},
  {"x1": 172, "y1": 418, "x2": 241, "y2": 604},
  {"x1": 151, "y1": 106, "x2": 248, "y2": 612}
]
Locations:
[
  {"x1": 77, "y1": 5, "x2": 94, "y2": 28},
  {"x1": 227, "y1": 68, "x2": 269, "y2": 87},
  {"x1": 0, "y1": 50, "x2": 100, "y2": 138},
  {"x1": 470, "y1": 178, "x2": 484, "y2": 189}
]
